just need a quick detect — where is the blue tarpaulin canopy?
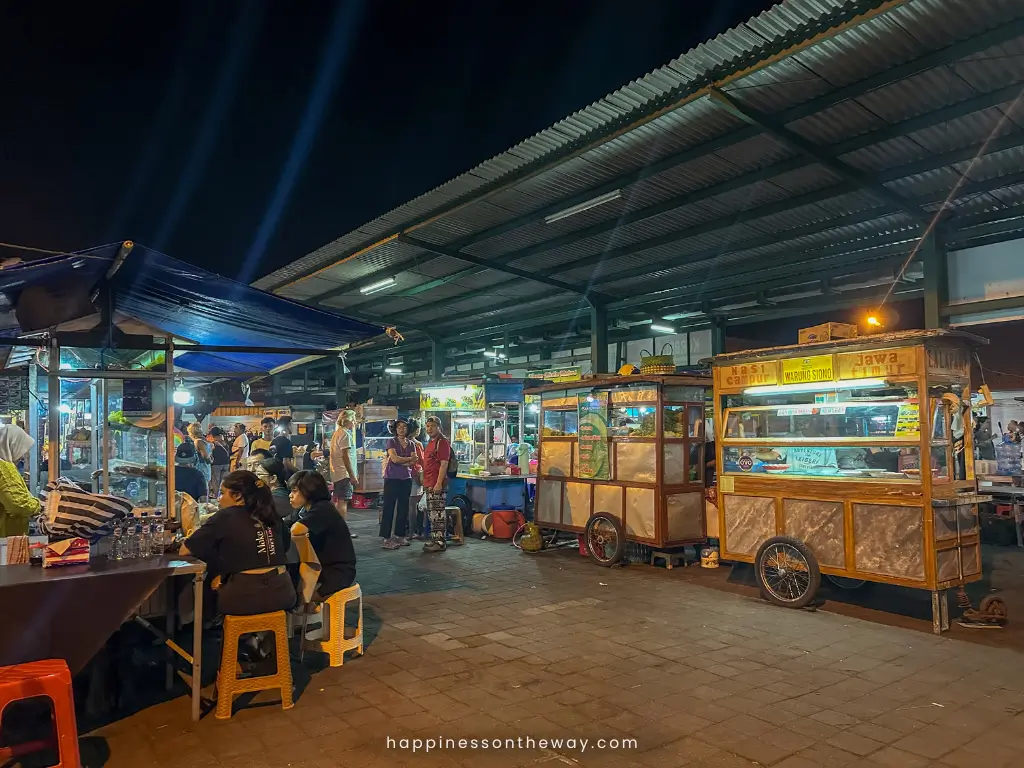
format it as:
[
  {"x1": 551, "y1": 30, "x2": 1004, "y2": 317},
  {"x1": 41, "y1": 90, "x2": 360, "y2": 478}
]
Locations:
[{"x1": 0, "y1": 242, "x2": 386, "y2": 374}]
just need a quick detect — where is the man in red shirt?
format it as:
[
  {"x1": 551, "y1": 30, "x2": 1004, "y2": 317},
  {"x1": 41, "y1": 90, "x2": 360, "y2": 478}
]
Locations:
[{"x1": 421, "y1": 416, "x2": 453, "y2": 553}]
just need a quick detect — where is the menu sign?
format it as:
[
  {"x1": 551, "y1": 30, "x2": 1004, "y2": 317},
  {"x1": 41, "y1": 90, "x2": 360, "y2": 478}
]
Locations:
[
  {"x1": 0, "y1": 374, "x2": 29, "y2": 411},
  {"x1": 721, "y1": 362, "x2": 777, "y2": 388},
  {"x1": 527, "y1": 367, "x2": 582, "y2": 383},
  {"x1": 837, "y1": 348, "x2": 916, "y2": 380},
  {"x1": 576, "y1": 392, "x2": 610, "y2": 480},
  {"x1": 781, "y1": 355, "x2": 834, "y2": 385},
  {"x1": 894, "y1": 403, "x2": 920, "y2": 438},
  {"x1": 927, "y1": 347, "x2": 970, "y2": 377}
]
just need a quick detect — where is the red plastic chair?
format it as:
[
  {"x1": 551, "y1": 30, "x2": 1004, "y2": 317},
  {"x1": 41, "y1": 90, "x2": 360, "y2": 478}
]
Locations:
[{"x1": 0, "y1": 659, "x2": 81, "y2": 767}]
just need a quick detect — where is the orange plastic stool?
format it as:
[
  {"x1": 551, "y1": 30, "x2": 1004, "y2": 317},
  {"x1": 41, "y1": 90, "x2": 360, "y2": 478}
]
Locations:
[
  {"x1": 215, "y1": 611, "x2": 293, "y2": 720},
  {"x1": 0, "y1": 659, "x2": 81, "y2": 767}
]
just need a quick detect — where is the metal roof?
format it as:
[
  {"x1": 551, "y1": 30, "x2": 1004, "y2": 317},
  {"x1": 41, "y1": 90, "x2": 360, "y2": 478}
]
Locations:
[{"x1": 257, "y1": 0, "x2": 1024, "y2": 365}]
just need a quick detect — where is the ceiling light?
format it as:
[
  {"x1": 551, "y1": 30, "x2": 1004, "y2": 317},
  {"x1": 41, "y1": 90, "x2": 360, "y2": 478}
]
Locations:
[
  {"x1": 58, "y1": 404, "x2": 72, "y2": 415},
  {"x1": 483, "y1": 351, "x2": 497, "y2": 358},
  {"x1": 743, "y1": 378, "x2": 887, "y2": 396},
  {"x1": 172, "y1": 384, "x2": 194, "y2": 406},
  {"x1": 360, "y1": 277, "x2": 395, "y2": 294},
  {"x1": 384, "y1": 367, "x2": 403, "y2": 374},
  {"x1": 649, "y1": 324, "x2": 675, "y2": 334},
  {"x1": 662, "y1": 311, "x2": 702, "y2": 321},
  {"x1": 544, "y1": 190, "x2": 622, "y2": 224}
]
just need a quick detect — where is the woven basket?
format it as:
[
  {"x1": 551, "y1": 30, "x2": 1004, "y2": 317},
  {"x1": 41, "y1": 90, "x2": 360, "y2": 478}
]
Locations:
[{"x1": 640, "y1": 344, "x2": 675, "y2": 375}]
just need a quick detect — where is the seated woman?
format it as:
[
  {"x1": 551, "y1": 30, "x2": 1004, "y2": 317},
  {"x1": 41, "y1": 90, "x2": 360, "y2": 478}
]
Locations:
[
  {"x1": 256, "y1": 456, "x2": 293, "y2": 520},
  {"x1": 181, "y1": 470, "x2": 295, "y2": 616},
  {"x1": 287, "y1": 470, "x2": 356, "y2": 601}
]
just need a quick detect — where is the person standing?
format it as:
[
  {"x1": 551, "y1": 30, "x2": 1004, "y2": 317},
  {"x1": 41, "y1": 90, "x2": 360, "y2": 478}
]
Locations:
[
  {"x1": 187, "y1": 422, "x2": 212, "y2": 496},
  {"x1": 329, "y1": 409, "x2": 359, "y2": 538},
  {"x1": 271, "y1": 415, "x2": 297, "y2": 474},
  {"x1": 421, "y1": 416, "x2": 452, "y2": 553},
  {"x1": 208, "y1": 427, "x2": 230, "y2": 498},
  {"x1": 230, "y1": 423, "x2": 250, "y2": 473},
  {"x1": 379, "y1": 417, "x2": 417, "y2": 550},
  {"x1": 408, "y1": 419, "x2": 425, "y2": 538},
  {"x1": 250, "y1": 417, "x2": 275, "y2": 455}
]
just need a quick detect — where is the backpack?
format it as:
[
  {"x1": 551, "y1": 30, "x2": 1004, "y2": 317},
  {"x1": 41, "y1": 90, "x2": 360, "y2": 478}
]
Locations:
[{"x1": 211, "y1": 441, "x2": 229, "y2": 466}]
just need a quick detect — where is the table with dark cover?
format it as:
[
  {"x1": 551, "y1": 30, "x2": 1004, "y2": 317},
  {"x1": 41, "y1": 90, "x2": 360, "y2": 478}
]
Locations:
[{"x1": 0, "y1": 557, "x2": 206, "y2": 721}]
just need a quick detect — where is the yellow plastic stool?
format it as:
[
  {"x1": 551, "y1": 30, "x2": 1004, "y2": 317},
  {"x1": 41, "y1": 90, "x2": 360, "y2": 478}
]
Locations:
[
  {"x1": 216, "y1": 611, "x2": 294, "y2": 720},
  {"x1": 306, "y1": 583, "x2": 363, "y2": 667}
]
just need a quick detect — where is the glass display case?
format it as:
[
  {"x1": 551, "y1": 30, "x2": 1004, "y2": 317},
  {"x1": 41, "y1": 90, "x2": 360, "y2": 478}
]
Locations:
[{"x1": 355, "y1": 405, "x2": 396, "y2": 494}]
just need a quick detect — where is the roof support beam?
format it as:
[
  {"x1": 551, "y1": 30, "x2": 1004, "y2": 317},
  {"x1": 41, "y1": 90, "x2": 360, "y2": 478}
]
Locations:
[
  {"x1": 706, "y1": 88, "x2": 931, "y2": 225},
  {"x1": 293, "y1": 19, "x2": 1024, "y2": 300}
]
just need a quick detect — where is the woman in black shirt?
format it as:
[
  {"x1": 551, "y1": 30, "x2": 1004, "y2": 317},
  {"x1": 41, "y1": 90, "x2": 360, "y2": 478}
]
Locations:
[
  {"x1": 287, "y1": 470, "x2": 356, "y2": 600},
  {"x1": 182, "y1": 470, "x2": 296, "y2": 616}
]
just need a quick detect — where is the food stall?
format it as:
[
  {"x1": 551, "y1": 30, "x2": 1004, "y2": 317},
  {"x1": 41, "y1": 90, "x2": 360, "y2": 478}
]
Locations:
[
  {"x1": 322, "y1": 405, "x2": 396, "y2": 502},
  {"x1": 419, "y1": 379, "x2": 530, "y2": 518},
  {"x1": 710, "y1": 329, "x2": 988, "y2": 633},
  {"x1": 528, "y1": 374, "x2": 711, "y2": 564}
]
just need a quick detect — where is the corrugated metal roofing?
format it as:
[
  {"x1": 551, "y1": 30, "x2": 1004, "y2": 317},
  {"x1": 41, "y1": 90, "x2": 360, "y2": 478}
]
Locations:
[{"x1": 254, "y1": 0, "x2": 1024, "y2": 349}]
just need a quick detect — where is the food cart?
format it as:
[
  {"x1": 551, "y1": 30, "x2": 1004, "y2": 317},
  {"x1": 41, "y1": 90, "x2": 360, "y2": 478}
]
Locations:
[
  {"x1": 419, "y1": 380, "x2": 531, "y2": 519},
  {"x1": 710, "y1": 329, "x2": 988, "y2": 633},
  {"x1": 322, "y1": 405, "x2": 396, "y2": 501},
  {"x1": 528, "y1": 374, "x2": 711, "y2": 565}
]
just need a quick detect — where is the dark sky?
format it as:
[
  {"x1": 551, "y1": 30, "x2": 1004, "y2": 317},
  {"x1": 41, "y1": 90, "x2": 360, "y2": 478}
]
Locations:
[{"x1": 2, "y1": 0, "x2": 777, "y2": 283}]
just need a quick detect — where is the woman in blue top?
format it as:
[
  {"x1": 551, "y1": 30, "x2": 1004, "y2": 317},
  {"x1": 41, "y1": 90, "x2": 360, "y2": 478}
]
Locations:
[{"x1": 380, "y1": 417, "x2": 418, "y2": 549}]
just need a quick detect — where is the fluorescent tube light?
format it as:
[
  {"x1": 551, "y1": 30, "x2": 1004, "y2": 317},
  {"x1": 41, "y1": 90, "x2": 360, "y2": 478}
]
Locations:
[
  {"x1": 649, "y1": 324, "x2": 675, "y2": 334},
  {"x1": 360, "y1": 277, "x2": 395, "y2": 294},
  {"x1": 483, "y1": 351, "x2": 497, "y2": 357},
  {"x1": 384, "y1": 367, "x2": 403, "y2": 374},
  {"x1": 743, "y1": 378, "x2": 887, "y2": 396},
  {"x1": 544, "y1": 190, "x2": 622, "y2": 224}
]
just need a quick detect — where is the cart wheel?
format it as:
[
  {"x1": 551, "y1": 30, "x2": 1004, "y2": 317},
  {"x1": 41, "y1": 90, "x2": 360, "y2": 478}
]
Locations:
[
  {"x1": 449, "y1": 494, "x2": 472, "y2": 536},
  {"x1": 755, "y1": 536, "x2": 821, "y2": 608},
  {"x1": 585, "y1": 513, "x2": 625, "y2": 566},
  {"x1": 825, "y1": 575, "x2": 869, "y2": 591}
]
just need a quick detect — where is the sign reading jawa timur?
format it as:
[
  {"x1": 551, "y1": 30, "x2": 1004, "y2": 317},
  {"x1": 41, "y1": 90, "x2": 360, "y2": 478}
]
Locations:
[{"x1": 837, "y1": 348, "x2": 917, "y2": 380}]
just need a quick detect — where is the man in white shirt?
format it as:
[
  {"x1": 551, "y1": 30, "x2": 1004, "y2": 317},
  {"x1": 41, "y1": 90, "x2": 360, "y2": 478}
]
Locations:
[
  {"x1": 229, "y1": 422, "x2": 250, "y2": 472},
  {"x1": 330, "y1": 409, "x2": 358, "y2": 537}
]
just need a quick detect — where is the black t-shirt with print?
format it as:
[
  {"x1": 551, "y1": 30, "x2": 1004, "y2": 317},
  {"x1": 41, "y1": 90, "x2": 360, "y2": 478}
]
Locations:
[
  {"x1": 271, "y1": 434, "x2": 294, "y2": 460},
  {"x1": 184, "y1": 505, "x2": 291, "y2": 578}
]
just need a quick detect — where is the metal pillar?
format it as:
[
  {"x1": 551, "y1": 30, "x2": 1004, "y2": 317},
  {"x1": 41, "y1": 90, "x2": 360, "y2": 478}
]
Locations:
[
  {"x1": 590, "y1": 301, "x2": 608, "y2": 374},
  {"x1": 923, "y1": 231, "x2": 948, "y2": 329},
  {"x1": 431, "y1": 338, "x2": 446, "y2": 380},
  {"x1": 27, "y1": 363, "x2": 39, "y2": 495},
  {"x1": 711, "y1": 318, "x2": 727, "y2": 355},
  {"x1": 47, "y1": 340, "x2": 60, "y2": 486}
]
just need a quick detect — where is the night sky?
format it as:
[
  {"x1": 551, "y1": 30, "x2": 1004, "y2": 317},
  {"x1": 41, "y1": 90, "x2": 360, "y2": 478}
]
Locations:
[{"x1": 2, "y1": 0, "x2": 777, "y2": 284}]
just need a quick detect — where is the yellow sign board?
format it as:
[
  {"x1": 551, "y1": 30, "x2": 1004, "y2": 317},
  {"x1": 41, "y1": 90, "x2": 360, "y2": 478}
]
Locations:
[
  {"x1": 721, "y1": 362, "x2": 777, "y2": 389},
  {"x1": 781, "y1": 355, "x2": 834, "y2": 385},
  {"x1": 894, "y1": 403, "x2": 920, "y2": 438},
  {"x1": 420, "y1": 385, "x2": 485, "y2": 411},
  {"x1": 837, "y1": 348, "x2": 917, "y2": 380}
]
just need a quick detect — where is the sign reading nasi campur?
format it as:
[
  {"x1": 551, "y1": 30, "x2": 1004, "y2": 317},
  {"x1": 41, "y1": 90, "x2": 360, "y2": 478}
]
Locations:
[
  {"x1": 721, "y1": 362, "x2": 777, "y2": 388},
  {"x1": 781, "y1": 355, "x2": 834, "y2": 384},
  {"x1": 837, "y1": 348, "x2": 917, "y2": 380}
]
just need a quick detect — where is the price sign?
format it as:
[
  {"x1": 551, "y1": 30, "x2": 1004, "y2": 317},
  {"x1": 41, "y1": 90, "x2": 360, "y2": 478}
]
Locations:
[
  {"x1": 894, "y1": 403, "x2": 920, "y2": 438},
  {"x1": 576, "y1": 392, "x2": 610, "y2": 480}
]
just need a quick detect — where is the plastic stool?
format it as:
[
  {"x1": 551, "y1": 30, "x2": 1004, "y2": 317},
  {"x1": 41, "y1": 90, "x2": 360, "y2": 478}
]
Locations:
[
  {"x1": 216, "y1": 611, "x2": 293, "y2": 720},
  {"x1": 304, "y1": 584, "x2": 363, "y2": 667},
  {"x1": 0, "y1": 659, "x2": 81, "y2": 767}
]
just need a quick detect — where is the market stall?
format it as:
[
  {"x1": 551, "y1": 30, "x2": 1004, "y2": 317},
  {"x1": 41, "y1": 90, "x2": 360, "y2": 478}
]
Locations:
[
  {"x1": 710, "y1": 329, "x2": 989, "y2": 632},
  {"x1": 528, "y1": 374, "x2": 711, "y2": 564},
  {"x1": 419, "y1": 379, "x2": 533, "y2": 518},
  {"x1": 321, "y1": 404, "x2": 396, "y2": 501}
]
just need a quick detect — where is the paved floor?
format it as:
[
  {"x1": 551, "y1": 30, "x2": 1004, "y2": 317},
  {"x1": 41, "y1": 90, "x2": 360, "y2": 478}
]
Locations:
[{"x1": 83, "y1": 509, "x2": 1024, "y2": 768}]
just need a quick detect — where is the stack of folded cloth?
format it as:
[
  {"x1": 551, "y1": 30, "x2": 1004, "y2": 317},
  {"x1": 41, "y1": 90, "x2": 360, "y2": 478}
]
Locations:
[{"x1": 43, "y1": 537, "x2": 91, "y2": 568}]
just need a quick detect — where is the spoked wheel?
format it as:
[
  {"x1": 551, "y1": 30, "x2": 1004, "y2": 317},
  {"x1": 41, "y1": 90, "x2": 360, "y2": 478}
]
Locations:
[
  {"x1": 826, "y1": 574, "x2": 868, "y2": 591},
  {"x1": 755, "y1": 536, "x2": 821, "y2": 608},
  {"x1": 584, "y1": 512, "x2": 625, "y2": 567}
]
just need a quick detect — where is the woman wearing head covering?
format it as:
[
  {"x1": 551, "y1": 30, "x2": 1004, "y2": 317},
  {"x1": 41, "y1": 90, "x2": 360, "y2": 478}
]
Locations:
[{"x1": 0, "y1": 424, "x2": 41, "y2": 537}]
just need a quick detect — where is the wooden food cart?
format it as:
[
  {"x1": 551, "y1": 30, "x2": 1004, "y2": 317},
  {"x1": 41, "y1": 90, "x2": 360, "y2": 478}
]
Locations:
[
  {"x1": 528, "y1": 374, "x2": 711, "y2": 566},
  {"x1": 710, "y1": 329, "x2": 987, "y2": 632}
]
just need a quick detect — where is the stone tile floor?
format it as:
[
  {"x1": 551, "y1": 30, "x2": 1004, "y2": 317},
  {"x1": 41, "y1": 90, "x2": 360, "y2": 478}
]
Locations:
[{"x1": 81, "y1": 510, "x2": 1024, "y2": 768}]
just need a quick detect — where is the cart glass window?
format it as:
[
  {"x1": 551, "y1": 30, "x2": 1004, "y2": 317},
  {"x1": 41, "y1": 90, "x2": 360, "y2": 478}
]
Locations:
[
  {"x1": 724, "y1": 401, "x2": 916, "y2": 440},
  {"x1": 722, "y1": 444, "x2": 921, "y2": 481},
  {"x1": 609, "y1": 386, "x2": 657, "y2": 404},
  {"x1": 662, "y1": 406, "x2": 687, "y2": 438},
  {"x1": 664, "y1": 385, "x2": 706, "y2": 402},
  {"x1": 610, "y1": 406, "x2": 656, "y2": 437},
  {"x1": 930, "y1": 444, "x2": 950, "y2": 481},
  {"x1": 542, "y1": 409, "x2": 577, "y2": 437}
]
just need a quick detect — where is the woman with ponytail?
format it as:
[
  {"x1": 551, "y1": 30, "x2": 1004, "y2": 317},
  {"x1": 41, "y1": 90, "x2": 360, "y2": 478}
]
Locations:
[{"x1": 182, "y1": 469, "x2": 296, "y2": 615}]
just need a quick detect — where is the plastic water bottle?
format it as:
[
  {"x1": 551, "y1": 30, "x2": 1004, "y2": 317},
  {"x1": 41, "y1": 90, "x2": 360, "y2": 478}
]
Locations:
[
  {"x1": 110, "y1": 524, "x2": 124, "y2": 561},
  {"x1": 139, "y1": 513, "x2": 151, "y2": 558},
  {"x1": 122, "y1": 520, "x2": 137, "y2": 559},
  {"x1": 151, "y1": 513, "x2": 165, "y2": 556}
]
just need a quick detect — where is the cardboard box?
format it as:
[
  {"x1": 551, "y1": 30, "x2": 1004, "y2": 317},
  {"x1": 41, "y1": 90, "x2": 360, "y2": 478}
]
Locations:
[{"x1": 798, "y1": 322, "x2": 859, "y2": 344}]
